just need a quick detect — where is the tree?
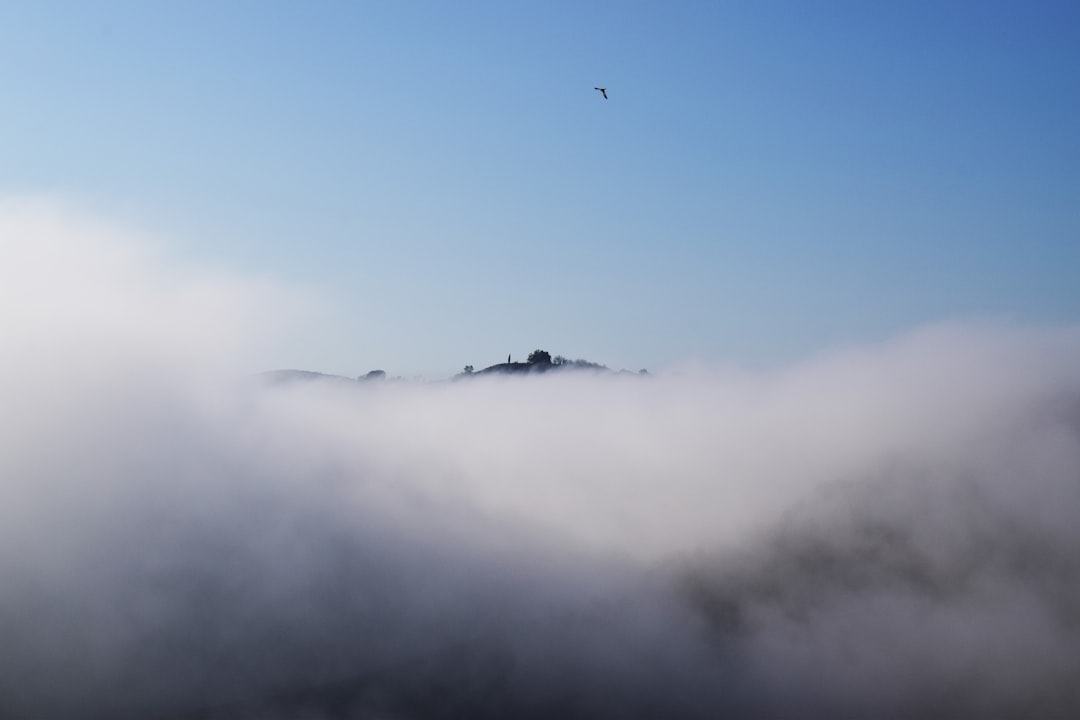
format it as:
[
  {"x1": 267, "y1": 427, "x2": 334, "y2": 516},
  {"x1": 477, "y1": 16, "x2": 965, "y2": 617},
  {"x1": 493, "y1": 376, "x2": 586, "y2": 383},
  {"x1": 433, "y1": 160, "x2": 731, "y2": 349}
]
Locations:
[
  {"x1": 527, "y1": 349, "x2": 552, "y2": 365},
  {"x1": 463, "y1": 365, "x2": 474, "y2": 374}
]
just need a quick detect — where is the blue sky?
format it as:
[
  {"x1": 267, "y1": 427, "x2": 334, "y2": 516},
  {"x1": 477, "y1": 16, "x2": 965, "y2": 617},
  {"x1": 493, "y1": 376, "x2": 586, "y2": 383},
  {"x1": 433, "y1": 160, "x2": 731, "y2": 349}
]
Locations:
[{"x1": 2, "y1": 0, "x2": 1078, "y2": 377}]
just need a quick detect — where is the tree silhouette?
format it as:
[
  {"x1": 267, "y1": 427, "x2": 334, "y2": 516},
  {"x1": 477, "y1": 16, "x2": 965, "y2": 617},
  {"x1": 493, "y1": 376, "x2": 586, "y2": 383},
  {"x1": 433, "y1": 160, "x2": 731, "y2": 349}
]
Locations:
[{"x1": 527, "y1": 349, "x2": 552, "y2": 365}]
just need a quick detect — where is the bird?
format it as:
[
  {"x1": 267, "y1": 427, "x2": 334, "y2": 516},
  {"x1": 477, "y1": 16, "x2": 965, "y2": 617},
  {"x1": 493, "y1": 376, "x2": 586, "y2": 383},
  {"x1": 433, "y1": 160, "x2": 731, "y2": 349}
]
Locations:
[{"x1": 594, "y1": 87, "x2": 607, "y2": 99}]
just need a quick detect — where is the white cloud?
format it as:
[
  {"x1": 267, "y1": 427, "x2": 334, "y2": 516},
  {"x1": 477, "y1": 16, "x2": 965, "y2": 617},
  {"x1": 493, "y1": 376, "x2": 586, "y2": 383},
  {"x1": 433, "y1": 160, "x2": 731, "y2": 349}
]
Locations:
[{"x1": 1, "y1": 198, "x2": 1078, "y2": 718}]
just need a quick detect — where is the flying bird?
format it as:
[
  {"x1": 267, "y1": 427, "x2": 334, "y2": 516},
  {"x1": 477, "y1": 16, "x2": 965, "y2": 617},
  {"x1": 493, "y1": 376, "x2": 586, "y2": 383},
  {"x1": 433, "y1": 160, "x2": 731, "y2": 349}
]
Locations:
[{"x1": 594, "y1": 87, "x2": 607, "y2": 99}]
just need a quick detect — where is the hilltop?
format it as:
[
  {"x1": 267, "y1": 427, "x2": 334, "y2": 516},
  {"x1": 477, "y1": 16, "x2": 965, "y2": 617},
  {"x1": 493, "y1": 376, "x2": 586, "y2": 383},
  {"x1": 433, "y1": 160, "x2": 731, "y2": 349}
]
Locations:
[
  {"x1": 466, "y1": 349, "x2": 611, "y2": 377},
  {"x1": 262, "y1": 349, "x2": 647, "y2": 385}
]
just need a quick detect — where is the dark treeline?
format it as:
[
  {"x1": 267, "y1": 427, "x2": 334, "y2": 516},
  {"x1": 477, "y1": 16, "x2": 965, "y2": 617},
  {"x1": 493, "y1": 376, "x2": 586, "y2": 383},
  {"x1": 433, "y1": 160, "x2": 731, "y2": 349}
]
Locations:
[
  {"x1": 261, "y1": 349, "x2": 647, "y2": 386},
  {"x1": 460, "y1": 349, "x2": 648, "y2": 378}
]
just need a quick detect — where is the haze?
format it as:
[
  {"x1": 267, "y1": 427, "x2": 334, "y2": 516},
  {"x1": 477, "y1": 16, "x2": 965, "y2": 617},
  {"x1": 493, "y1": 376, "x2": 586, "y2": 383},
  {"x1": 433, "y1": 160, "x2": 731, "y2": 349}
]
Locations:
[{"x1": 2, "y1": 200, "x2": 1079, "y2": 717}]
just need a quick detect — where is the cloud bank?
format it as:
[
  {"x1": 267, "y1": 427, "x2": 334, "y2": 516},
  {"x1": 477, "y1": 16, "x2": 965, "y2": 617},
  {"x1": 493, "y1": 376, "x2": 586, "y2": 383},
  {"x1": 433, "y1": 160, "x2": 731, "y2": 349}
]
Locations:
[{"x1": 2, "y1": 198, "x2": 1079, "y2": 718}]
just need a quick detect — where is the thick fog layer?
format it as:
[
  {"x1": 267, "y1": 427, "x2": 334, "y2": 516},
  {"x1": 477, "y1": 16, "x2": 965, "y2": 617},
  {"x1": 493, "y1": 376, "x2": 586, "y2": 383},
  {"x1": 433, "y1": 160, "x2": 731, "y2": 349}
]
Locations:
[{"x1": 3, "y1": 200, "x2": 1079, "y2": 718}]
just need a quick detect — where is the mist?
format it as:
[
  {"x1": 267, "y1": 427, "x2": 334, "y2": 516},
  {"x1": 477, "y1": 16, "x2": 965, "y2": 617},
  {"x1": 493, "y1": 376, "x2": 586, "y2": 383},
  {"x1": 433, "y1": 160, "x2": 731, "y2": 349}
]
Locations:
[{"x1": 2, "y1": 199, "x2": 1079, "y2": 718}]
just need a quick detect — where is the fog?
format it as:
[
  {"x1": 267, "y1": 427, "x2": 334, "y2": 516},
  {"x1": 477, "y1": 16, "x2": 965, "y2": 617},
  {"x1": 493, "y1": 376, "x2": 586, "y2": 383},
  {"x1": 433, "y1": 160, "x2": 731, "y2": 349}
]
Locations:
[{"x1": 3, "y1": 199, "x2": 1079, "y2": 718}]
